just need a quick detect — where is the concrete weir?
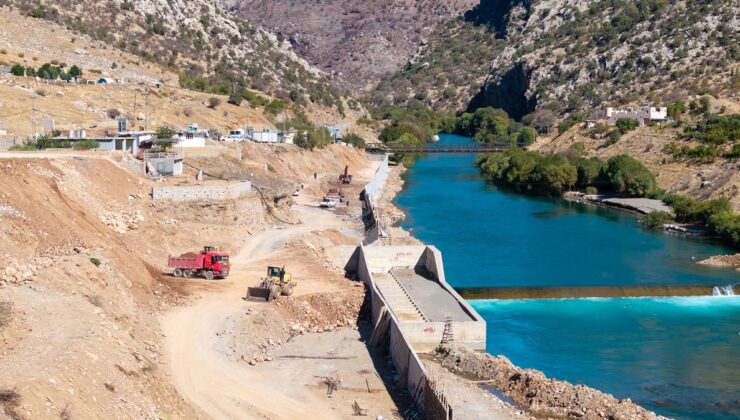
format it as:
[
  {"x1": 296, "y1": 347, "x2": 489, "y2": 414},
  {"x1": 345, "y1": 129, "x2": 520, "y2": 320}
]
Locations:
[
  {"x1": 345, "y1": 244, "x2": 487, "y2": 414},
  {"x1": 457, "y1": 284, "x2": 720, "y2": 300}
]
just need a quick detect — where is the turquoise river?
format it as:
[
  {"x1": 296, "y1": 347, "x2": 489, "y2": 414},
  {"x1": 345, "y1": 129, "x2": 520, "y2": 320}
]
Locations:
[{"x1": 394, "y1": 134, "x2": 739, "y2": 419}]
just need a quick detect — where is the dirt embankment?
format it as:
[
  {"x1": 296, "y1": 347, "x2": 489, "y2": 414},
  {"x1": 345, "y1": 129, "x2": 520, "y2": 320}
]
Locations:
[
  {"x1": 436, "y1": 345, "x2": 666, "y2": 420},
  {"x1": 0, "y1": 142, "x2": 379, "y2": 418}
]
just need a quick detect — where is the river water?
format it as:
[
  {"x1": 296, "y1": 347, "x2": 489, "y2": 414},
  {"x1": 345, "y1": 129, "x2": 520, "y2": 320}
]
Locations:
[{"x1": 394, "y1": 134, "x2": 740, "y2": 419}]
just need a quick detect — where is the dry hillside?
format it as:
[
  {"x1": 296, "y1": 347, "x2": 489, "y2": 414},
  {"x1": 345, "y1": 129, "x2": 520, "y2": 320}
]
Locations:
[
  {"x1": 1, "y1": 0, "x2": 352, "y2": 115},
  {"x1": 0, "y1": 142, "x2": 393, "y2": 418},
  {"x1": 373, "y1": 0, "x2": 739, "y2": 119},
  {"x1": 533, "y1": 98, "x2": 740, "y2": 211},
  {"x1": 0, "y1": 6, "x2": 379, "y2": 141},
  {"x1": 229, "y1": 0, "x2": 478, "y2": 92}
]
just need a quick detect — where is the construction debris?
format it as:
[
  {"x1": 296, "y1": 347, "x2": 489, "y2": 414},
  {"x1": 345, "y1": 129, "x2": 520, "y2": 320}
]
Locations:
[{"x1": 317, "y1": 375, "x2": 342, "y2": 397}]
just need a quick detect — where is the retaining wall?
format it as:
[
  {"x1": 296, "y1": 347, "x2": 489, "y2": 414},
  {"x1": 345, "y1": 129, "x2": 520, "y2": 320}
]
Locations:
[
  {"x1": 151, "y1": 181, "x2": 252, "y2": 201},
  {"x1": 362, "y1": 155, "x2": 389, "y2": 242},
  {"x1": 353, "y1": 245, "x2": 429, "y2": 411},
  {"x1": 357, "y1": 245, "x2": 486, "y2": 352},
  {"x1": 347, "y1": 244, "x2": 487, "y2": 414}
]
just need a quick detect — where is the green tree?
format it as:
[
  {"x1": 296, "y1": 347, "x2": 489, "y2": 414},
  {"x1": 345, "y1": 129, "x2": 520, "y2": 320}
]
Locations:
[
  {"x1": 616, "y1": 118, "x2": 639, "y2": 133},
  {"x1": 343, "y1": 133, "x2": 365, "y2": 148},
  {"x1": 10, "y1": 64, "x2": 24, "y2": 76},
  {"x1": 156, "y1": 126, "x2": 174, "y2": 140},
  {"x1": 227, "y1": 93, "x2": 243, "y2": 106},
  {"x1": 605, "y1": 155, "x2": 658, "y2": 197},
  {"x1": 68, "y1": 65, "x2": 82, "y2": 78},
  {"x1": 667, "y1": 101, "x2": 686, "y2": 121},
  {"x1": 517, "y1": 127, "x2": 537, "y2": 146},
  {"x1": 296, "y1": 127, "x2": 332, "y2": 150},
  {"x1": 25, "y1": 67, "x2": 36, "y2": 77}
]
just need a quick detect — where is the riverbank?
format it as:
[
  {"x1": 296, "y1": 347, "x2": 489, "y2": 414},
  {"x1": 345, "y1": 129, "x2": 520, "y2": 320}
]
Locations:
[
  {"x1": 562, "y1": 191, "x2": 672, "y2": 215},
  {"x1": 382, "y1": 134, "x2": 739, "y2": 419},
  {"x1": 374, "y1": 160, "x2": 667, "y2": 419}
]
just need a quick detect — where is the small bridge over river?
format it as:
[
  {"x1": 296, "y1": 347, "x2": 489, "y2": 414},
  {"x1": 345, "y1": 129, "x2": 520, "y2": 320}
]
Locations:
[{"x1": 365, "y1": 142, "x2": 522, "y2": 154}]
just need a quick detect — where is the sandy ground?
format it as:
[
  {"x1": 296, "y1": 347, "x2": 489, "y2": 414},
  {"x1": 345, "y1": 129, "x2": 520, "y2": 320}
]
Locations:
[{"x1": 158, "y1": 156, "x2": 404, "y2": 419}]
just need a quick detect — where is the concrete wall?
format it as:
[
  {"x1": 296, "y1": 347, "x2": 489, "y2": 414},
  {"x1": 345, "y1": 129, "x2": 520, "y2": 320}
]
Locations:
[
  {"x1": 151, "y1": 181, "x2": 252, "y2": 201},
  {"x1": 363, "y1": 154, "x2": 389, "y2": 209},
  {"x1": 361, "y1": 155, "x2": 389, "y2": 243},
  {"x1": 349, "y1": 244, "x2": 488, "y2": 410},
  {"x1": 354, "y1": 246, "x2": 428, "y2": 410},
  {"x1": 356, "y1": 245, "x2": 487, "y2": 352}
]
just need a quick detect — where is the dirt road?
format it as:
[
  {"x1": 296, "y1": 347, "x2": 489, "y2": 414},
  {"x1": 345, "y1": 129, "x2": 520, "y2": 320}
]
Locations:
[{"x1": 160, "y1": 205, "x2": 363, "y2": 419}]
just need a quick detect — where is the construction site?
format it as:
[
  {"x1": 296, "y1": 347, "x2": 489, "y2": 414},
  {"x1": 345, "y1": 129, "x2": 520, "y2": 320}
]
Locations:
[{"x1": 0, "y1": 136, "x2": 672, "y2": 419}]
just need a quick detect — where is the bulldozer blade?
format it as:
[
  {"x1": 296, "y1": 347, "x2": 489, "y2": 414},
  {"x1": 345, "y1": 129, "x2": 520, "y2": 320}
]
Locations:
[{"x1": 246, "y1": 287, "x2": 272, "y2": 302}]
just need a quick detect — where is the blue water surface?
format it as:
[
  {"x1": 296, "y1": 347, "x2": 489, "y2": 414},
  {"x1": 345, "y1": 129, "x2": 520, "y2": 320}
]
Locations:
[
  {"x1": 395, "y1": 135, "x2": 737, "y2": 287},
  {"x1": 394, "y1": 134, "x2": 740, "y2": 419},
  {"x1": 472, "y1": 298, "x2": 740, "y2": 420}
]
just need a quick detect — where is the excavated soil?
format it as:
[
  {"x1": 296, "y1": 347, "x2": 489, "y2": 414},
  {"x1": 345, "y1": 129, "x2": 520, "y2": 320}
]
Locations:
[
  {"x1": 0, "y1": 143, "x2": 387, "y2": 418},
  {"x1": 436, "y1": 344, "x2": 667, "y2": 420}
]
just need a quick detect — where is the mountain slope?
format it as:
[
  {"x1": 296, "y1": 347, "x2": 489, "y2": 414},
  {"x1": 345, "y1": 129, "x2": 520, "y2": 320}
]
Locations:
[
  {"x1": 371, "y1": 0, "x2": 740, "y2": 119},
  {"x1": 225, "y1": 0, "x2": 478, "y2": 92},
  {"x1": 3, "y1": 0, "x2": 349, "y2": 112}
]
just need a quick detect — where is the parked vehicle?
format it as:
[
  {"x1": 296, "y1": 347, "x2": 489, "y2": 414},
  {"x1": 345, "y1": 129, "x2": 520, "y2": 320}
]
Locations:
[
  {"x1": 224, "y1": 129, "x2": 246, "y2": 141},
  {"x1": 167, "y1": 246, "x2": 230, "y2": 280},
  {"x1": 320, "y1": 198, "x2": 337, "y2": 208},
  {"x1": 339, "y1": 165, "x2": 353, "y2": 184}
]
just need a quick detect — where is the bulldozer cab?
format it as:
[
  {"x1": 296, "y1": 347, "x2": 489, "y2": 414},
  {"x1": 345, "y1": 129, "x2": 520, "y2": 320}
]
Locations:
[
  {"x1": 267, "y1": 266, "x2": 282, "y2": 279},
  {"x1": 246, "y1": 266, "x2": 294, "y2": 302}
]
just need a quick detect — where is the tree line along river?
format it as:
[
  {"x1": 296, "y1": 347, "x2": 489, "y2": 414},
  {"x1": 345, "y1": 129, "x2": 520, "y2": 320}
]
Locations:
[{"x1": 394, "y1": 134, "x2": 739, "y2": 420}]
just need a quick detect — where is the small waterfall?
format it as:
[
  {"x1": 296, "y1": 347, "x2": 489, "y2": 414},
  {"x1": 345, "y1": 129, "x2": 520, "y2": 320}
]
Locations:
[{"x1": 712, "y1": 285, "x2": 735, "y2": 296}]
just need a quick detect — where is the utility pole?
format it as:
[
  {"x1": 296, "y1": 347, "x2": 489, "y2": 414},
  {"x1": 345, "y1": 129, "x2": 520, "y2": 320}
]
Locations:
[
  {"x1": 133, "y1": 92, "x2": 137, "y2": 129},
  {"x1": 31, "y1": 96, "x2": 36, "y2": 139},
  {"x1": 144, "y1": 93, "x2": 149, "y2": 131}
]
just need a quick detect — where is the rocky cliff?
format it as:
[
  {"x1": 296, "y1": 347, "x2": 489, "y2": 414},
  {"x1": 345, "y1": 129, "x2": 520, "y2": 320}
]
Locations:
[
  {"x1": 372, "y1": 0, "x2": 740, "y2": 119},
  {"x1": 224, "y1": 0, "x2": 478, "y2": 93}
]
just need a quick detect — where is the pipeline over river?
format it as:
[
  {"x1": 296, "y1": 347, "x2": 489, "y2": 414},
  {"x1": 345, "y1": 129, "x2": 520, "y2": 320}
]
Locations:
[{"x1": 456, "y1": 284, "x2": 729, "y2": 299}]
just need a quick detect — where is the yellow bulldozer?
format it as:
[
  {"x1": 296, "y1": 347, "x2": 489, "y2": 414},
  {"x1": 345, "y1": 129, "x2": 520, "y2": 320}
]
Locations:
[{"x1": 245, "y1": 266, "x2": 296, "y2": 301}]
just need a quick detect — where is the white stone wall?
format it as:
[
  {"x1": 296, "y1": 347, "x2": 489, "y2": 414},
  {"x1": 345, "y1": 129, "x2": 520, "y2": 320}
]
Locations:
[{"x1": 151, "y1": 181, "x2": 252, "y2": 201}]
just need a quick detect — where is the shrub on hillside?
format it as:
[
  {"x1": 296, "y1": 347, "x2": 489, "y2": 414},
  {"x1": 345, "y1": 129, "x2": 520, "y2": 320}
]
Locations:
[
  {"x1": 639, "y1": 211, "x2": 673, "y2": 229},
  {"x1": 207, "y1": 97, "x2": 221, "y2": 109},
  {"x1": 616, "y1": 118, "x2": 639, "y2": 133},
  {"x1": 605, "y1": 155, "x2": 658, "y2": 197},
  {"x1": 10, "y1": 64, "x2": 24, "y2": 76},
  {"x1": 295, "y1": 127, "x2": 332, "y2": 150},
  {"x1": 227, "y1": 93, "x2": 242, "y2": 106},
  {"x1": 343, "y1": 133, "x2": 366, "y2": 148}
]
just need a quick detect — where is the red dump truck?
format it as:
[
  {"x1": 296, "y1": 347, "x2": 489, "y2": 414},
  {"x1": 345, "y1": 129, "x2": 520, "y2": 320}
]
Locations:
[{"x1": 167, "y1": 246, "x2": 230, "y2": 280}]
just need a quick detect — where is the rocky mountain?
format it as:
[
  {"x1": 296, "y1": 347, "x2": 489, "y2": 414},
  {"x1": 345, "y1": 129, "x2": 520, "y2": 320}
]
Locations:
[
  {"x1": 2, "y1": 0, "x2": 349, "y2": 112},
  {"x1": 372, "y1": 0, "x2": 740, "y2": 120},
  {"x1": 224, "y1": 0, "x2": 478, "y2": 92}
]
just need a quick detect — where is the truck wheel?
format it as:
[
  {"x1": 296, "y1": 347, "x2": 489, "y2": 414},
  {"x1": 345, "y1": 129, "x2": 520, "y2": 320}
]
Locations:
[
  {"x1": 282, "y1": 284, "x2": 294, "y2": 296},
  {"x1": 173, "y1": 268, "x2": 183, "y2": 277},
  {"x1": 183, "y1": 269, "x2": 192, "y2": 278},
  {"x1": 204, "y1": 270, "x2": 214, "y2": 280}
]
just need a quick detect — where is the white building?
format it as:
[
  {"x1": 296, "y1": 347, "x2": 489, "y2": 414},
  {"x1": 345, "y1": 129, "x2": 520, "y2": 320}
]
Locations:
[
  {"x1": 249, "y1": 128, "x2": 279, "y2": 143},
  {"x1": 281, "y1": 132, "x2": 295, "y2": 145},
  {"x1": 604, "y1": 106, "x2": 668, "y2": 126},
  {"x1": 173, "y1": 124, "x2": 208, "y2": 147}
]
